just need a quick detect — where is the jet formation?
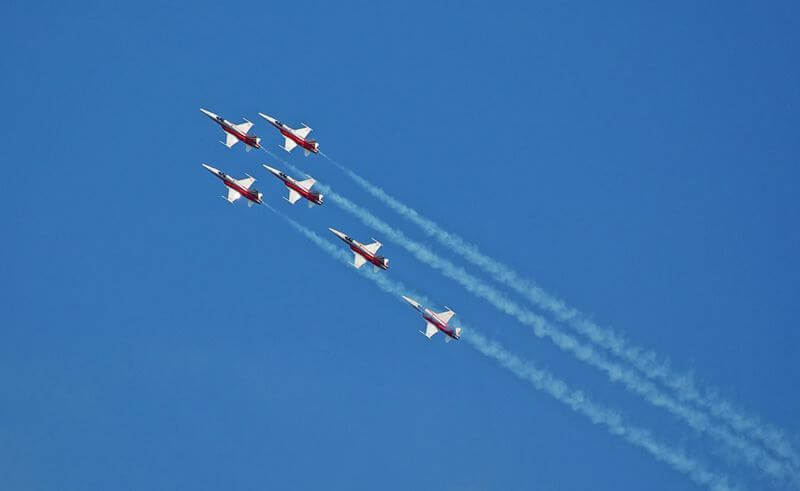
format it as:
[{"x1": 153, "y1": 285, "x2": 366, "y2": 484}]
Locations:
[{"x1": 200, "y1": 107, "x2": 460, "y2": 342}]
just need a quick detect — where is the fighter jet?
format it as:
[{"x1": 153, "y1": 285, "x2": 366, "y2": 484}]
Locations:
[
  {"x1": 258, "y1": 112, "x2": 319, "y2": 155},
  {"x1": 202, "y1": 164, "x2": 263, "y2": 206},
  {"x1": 329, "y1": 228, "x2": 389, "y2": 270},
  {"x1": 200, "y1": 108, "x2": 261, "y2": 151},
  {"x1": 262, "y1": 165, "x2": 323, "y2": 206},
  {"x1": 402, "y1": 296, "x2": 462, "y2": 342}
]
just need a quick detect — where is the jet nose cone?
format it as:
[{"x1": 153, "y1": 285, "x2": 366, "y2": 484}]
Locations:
[
  {"x1": 200, "y1": 108, "x2": 217, "y2": 119},
  {"x1": 258, "y1": 112, "x2": 276, "y2": 123},
  {"x1": 328, "y1": 228, "x2": 348, "y2": 241},
  {"x1": 402, "y1": 296, "x2": 421, "y2": 310},
  {"x1": 262, "y1": 164, "x2": 279, "y2": 175},
  {"x1": 202, "y1": 163, "x2": 220, "y2": 174}
]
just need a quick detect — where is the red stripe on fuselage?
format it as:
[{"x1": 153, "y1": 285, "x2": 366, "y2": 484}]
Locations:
[
  {"x1": 349, "y1": 245, "x2": 387, "y2": 269},
  {"x1": 223, "y1": 180, "x2": 261, "y2": 203},
  {"x1": 222, "y1": 124, "x2": 260, "y2": 148},
  {"x1": 279, "y1": 128, "x2": 318, "y2": 153},
  {"x1": 284, "y1": 180, "x2": 322, "y2": 205},
  {"x1": 423, "y1": 311, "x2": 458, "y2": 338}
]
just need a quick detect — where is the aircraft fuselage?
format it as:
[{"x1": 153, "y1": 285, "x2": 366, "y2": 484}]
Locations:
[
  {"x1": 348, "y1": 243, "x2": 389, "y2": 270},
  {"x1": 423, "y1": 309, "x2": 460, "y2": 339},
  {"x1": 284, "y1": 178, "x2": 323, "y2": 205},
  {"x1": 267, "y1": 120, "x2": 319, "y2": 153},
  {"x1": 222, "y1": 176, "x2": 262, "y2": 204},
  {"x1": 219, "y1": 121, "x2": 261, "y2": 149}
]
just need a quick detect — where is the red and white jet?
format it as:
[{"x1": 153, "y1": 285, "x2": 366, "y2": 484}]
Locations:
[
  {"x1": 402, "y1": 296, "x2": 462, "y2": 342},
  {"x1": 202, "y1": 164, "x2": 263, "y2": 206},
  {"x1": 329, "y1": 228, "x2": 389, "y2": 270},
  {"x1": 200, "y1": 108, "x2": 261, "y2": 151},
  {"x1": 262, "y1": 165, "x2": 323, "y2": 206},
  {"x1": 258, "y1": 112, "x2": 319, "y2": 155}
]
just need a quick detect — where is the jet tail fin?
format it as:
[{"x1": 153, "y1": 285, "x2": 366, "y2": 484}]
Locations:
[{"x1": 455, "y1": 327, "x2": 462, "y2": 338}]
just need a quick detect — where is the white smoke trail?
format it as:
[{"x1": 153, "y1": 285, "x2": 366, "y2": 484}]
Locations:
[
  {"x1": 463, "y1": 330, "x2": 741, "y2": 491},
  {"x1": 262, "y1": 204, "x2": 739, "y2": 491},
  {"x1": 321, "y1": 154, "x2": 799, "y2": 471},
  {"x1": 269, "y1": 163, "x2": 794, "y2": 484}
]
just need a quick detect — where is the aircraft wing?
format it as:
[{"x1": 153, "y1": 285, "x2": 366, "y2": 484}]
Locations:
[
  {"x1": 287, "y1": 189, "x2": 302, "y2": 204},
  {"x1": 362, "y1": 241, "x2": 382, "y2": 254},
  {"x1": 224, "y1": 133, "x2": 239, "y2": 148},
  {"x1": 282, "y1": 137, "x2": 298, "y2": 152},
  {"x1": 423, "y1": 322, "x2": 438, "y2": 338},
  {"x1": 296, "y1": 177, "x2": 316, "y2": 190},
  {"x1": 293, "y1": 126, "x2": 312, "y2": 139},
  {"x1": 353, "y1": 252, "x2": 367, "y2": 269},
  {"x1": 233, "y1": 121, "x2": 253, "y2": 134},
  {"x1": 236, "y1": 176, "x2": 255, "y2": 189},
  {"x1": 435, "y1": 309, "x2": 456, "y2": 324},
  {"x1": 226, "y1": 188, "x2": 242, "y2": 203}
]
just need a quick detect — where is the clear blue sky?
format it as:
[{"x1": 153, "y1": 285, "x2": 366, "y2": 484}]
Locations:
[{"x1": 2, "y1": 2, "x2": 799, "y2": 489}]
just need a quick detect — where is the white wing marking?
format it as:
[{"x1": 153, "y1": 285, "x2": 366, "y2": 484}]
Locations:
[
  {"x1": 293, "y1": 126, "x2": 312, "y2": 139},
  {"x1": 224, "y1": 133, "x2": 239, "y2": 148},
  {"x1": 226, "y1": 188, "x2": 242, "y2": 203},
  {"x1": 424, "y1": 323, "x2": 439, "y2": 338},
  {"x1": 362, "y1": 241, "x2": 381, "y2": 254},
  {"x1": 296, "y1": 177, "x2": 316, "y2": 190},
  {"x1": 353, "y1": 253, "x2": 367, "y2": 269},
  {"x1": 287, "y1": 189, "x2": 302, "y2": 204},
  {"x1": 233, "y1": 121, "x2": 253, "y2": 134},
  {"x1": 283, "y1": 137, "x2": 298, "y2": 152},
  {"x1": 435, "y1": 310, "x2": 455, "y2": 324},
  {"x1": 236, "y1": 176, "x2": 255, "y2": 189}
]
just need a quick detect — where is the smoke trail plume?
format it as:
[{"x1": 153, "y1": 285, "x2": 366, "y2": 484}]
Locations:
[
  {"x1": 270, "y1": 163, "x2": 793, "y2": 484},
  {"x1": 262, "y1": 204, "x2": 739, "y2": 491},
  {"x1": 321, "y1": 154, "x2": 799, "y2": 471}
]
